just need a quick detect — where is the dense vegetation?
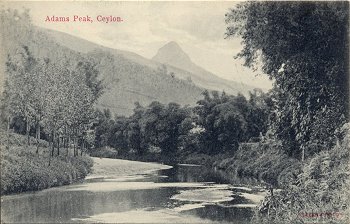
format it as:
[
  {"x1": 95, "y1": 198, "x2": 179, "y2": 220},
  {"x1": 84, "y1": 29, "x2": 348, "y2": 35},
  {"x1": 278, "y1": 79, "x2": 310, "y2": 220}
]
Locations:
[
  {"x1": 1, "y1": 45, "x2": 101, "y2": 156},
  {"x1": 0, "y1": 132, "x2": 93, "y2": 195},
  {"x1": 253, "y1": 123, "x2": 350, "y2": 224},
  {"x1": 226, "y1": 1, "x2": 349, "y2": 161},
  {"x1": 92, "y1": 89, "x2": 271, "y2": 163},
  {"x1": 225, "y1": 1, "x2": 349, "y2": 223},
  {"x1": 0, "y1": 9, "x2": 99, "y2": 194}
]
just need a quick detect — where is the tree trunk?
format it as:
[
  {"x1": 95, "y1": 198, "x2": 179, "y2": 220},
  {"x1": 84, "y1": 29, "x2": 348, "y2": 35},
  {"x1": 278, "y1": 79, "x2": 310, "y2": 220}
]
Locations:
[
  {"x1": 62, "y1": 137, "x2": 66, "y2": 156},
  {"x1": 67, "y1": 136, "x2": 70, "y2": 157},
  {"x1": 26, "y1": 118, "x2": 30, "y2": 146},
  {"x1": 48, "y1": 133, "x2": 51, "y2": 154},
  {"x1": 7, "y1": 116, "x2": 10, "y2": 149},
  {"x1": 36, "y1": 122, "x2": 40, "y2": 154},
  {"x1": 73, "y1": 138, "x2": 76, "y2": 157},
  {"x1": 81, "y1": 140, "x2": 84, "y2": 156},
  {"x1": 51, "y1": 131, "x2": 55, "y2": 157},
  {"x1": 48, "y1": 132, "x2": 52, "y2": 166},
  {"x1": 57, "y1": 135, "x2": 60, "y2": 156},
  {"x1": 301, "y1": 145, "x2": 305, "y2": 162}
]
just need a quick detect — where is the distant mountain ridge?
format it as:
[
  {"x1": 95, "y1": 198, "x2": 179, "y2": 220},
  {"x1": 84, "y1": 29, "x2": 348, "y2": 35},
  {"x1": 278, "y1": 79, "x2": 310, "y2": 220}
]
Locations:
[
  {"x1": 1, "y1": 12, "x2": 256, "y2": 116},
  {"x1": 153, "y1": 41, "x2": 220, "y2": 81},
  {"x1": 153, "y1": 41, "x2": 194, "y2": 71},
  {"x1": 152, "y1": 41, "x2": 255, "y2": 95},
  {"x1": 43, "y1": 29, "x2": 255, "y2": 96}
]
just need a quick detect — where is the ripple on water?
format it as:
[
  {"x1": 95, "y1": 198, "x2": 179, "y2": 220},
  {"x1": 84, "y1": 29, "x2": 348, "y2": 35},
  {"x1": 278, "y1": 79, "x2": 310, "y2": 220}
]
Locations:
[
  {"x1": 171, "y1": 187, "x2": 234, "y2": 203},
  {"x1": 65, "y1": 181, "x2": 228, "y2": 192},
  {"x1": 71, "y1": 209, "x2": 219, "y2": 223}
]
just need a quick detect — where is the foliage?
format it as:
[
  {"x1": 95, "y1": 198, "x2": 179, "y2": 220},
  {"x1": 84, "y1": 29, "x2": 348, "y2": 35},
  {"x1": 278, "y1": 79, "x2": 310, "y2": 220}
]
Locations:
[
  {"x1": 89, "y1": 146, "x2": 119, "y2": 159},
  {"x1": 215, "y1": 140, "x2": 301, "y2": 186},
  {"x1": 0, "y1": 132, "x2": 93, "y2": 195},
  {"x1": 226, "y1": 1, "x2": 349, "y2": 159},
  {"x1": 3, "y1": 45, "x2": 100, "y2": 154},
  {"x1": 194, "y1": 90, "x2": 271, "y2": 154},
  {"x1": 93, "y1": 90, "x2": 272, "y2": 162},
  {"x1": 253, "y1": 123, "x2": 350, "y2": 224}
]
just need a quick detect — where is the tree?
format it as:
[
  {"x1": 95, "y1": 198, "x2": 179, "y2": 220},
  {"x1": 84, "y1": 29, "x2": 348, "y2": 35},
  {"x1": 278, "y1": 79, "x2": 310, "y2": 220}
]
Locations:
[
  {"x1": 94, "y1": 109, "x2": 114, "y2": 148},
  {"x1": 5, "y1": 46, "x2": 38, "y2": 145},
  {"x1": 76, "y1": 60, "x2": 104, "y2": 103},
  {"x1": 214, "y1": 102, "x2": 247, "y2": 152},
  {"x1": 246, "y1": 89, "x2": 272, "y2": 140},
  {"x1": 194, "y1": 91, "x2": 250, "y2": 154},
  {"x1": 226, "y1": 1, "x2": 349, "y2": 160}
]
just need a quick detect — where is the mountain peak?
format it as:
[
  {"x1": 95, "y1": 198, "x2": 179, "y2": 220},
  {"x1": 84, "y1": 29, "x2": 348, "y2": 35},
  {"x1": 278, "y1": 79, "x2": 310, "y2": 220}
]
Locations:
[
  {"x1": 152, "y1": 41, "x2": 193, "y2": 68},
  {"x1": 162, "y1": 41, "x2": 182, "y2": 50}
]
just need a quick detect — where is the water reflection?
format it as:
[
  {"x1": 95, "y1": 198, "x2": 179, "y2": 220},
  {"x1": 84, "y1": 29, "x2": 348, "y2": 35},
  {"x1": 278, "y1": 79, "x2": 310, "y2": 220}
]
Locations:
[{"x1": 1, "y1": 163, "x2": 264, "y2": 223}]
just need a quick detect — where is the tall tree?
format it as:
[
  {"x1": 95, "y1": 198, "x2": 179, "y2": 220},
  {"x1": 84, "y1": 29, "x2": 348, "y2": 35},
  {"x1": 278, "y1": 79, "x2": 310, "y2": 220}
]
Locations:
[
  {"x1": 226, "y1": 1, "x2": 349, "y2": 160},
  {"x1": 5, "y1": 46, "x2": 37, "y2": 145}
]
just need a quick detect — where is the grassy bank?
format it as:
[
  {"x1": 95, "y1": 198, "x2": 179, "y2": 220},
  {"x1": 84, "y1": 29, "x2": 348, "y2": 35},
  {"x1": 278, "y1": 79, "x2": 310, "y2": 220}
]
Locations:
[
  {"x1": 213, "y1": 141, "x2": 301, "y2": 187},
  {"x1": 180, "y1": 140, "x2": 301, "y2": 187},
  {"x1": 91, "y1": 140, "x2": 300, "y2": 187},
  {"x1": 0, "y1": 132, "x2": 93, "y2": 195},
  {"x1": 252, "y1": 123, "x2": 350, "y2": 224},
  {"x1": 181, "y1": 129, "x2": 349, "y2": 223}
]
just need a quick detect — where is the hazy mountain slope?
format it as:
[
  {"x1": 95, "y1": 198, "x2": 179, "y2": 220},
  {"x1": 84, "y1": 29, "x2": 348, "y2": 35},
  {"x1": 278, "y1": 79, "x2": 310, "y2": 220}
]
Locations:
[
  {"x1": 87, "y1": 50, "x2": 204, "y2": 115},
  {"x1": 42, "y1": 29, "x2": 255, "y2": 96},
  {"x1": 1, "y1": 15, "x2": 204, "y2": 116},
  {"x1": 152, "y1": 41, "x2": 194, "y2": 73},
  {"x1": 152, "y1": 41, "x2": 255, "y2": 95},
  {"x1": 153, "y1": 41, "x2": 220, "y2": 82}
]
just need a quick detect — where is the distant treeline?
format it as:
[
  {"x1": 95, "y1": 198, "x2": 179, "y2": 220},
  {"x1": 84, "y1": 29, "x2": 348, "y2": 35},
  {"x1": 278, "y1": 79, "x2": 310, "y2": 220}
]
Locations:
[{"x1": 92, "y1": 89, "x2": 272, "y2": 163}]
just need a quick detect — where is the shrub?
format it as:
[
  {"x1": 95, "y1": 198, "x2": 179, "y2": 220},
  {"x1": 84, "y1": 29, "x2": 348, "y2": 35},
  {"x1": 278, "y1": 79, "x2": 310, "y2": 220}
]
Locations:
[
  {"x1": 213, "y1": 140, "x2": 301, "y2": 186},
  {"x1": 89, "y1": 146, "x2": 119, "y2": 159},
  {"x1": 0, "y1": 133, "x2": 93, "y2": 195},
  {"x1": 253, "y1": 123, "x2": 350, "y2": 224}
]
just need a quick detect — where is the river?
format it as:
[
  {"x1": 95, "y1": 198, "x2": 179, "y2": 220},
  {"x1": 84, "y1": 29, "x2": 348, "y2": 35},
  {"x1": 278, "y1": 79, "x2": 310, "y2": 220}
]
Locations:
[{"x1": 1, "y1": 157, "x2": 266, "y2": 223}]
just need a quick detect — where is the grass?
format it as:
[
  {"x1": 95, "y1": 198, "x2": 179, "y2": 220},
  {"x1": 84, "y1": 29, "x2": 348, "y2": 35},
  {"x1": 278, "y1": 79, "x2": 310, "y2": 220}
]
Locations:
[
  {"x1": 252, "y1": 123, "x2": 350, "y2": 224},
  {"x1": 180, "y1": 140, "x2": 301, "y2": 187},
  {"x1": 214, "y1": 140, "x2": 301, "y2": 187},
  {"x1": 179, "y1": 129, "x2": 349, "y2": 223},
  {"x1": 0, "y1": 131, "x2": 93, "y2": 195}
]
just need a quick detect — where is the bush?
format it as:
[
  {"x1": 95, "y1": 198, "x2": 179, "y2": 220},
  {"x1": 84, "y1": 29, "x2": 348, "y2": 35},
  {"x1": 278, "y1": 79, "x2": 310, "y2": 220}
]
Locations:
[
  {"x1": 0, "y1": 131, "x2": 49, "y2": 148},
  {"x1": 252, "y1": 123, "x2": 350, "y2": 224},
  {"x1": 89, "y1": 146, "x2": 119, "y2": 159},
  {"x1": 0, "y1": 132, "x2": 93, "y2": 195},
  {"x1": 214, "y1": 140, "x2": 301, "y2": 186}
]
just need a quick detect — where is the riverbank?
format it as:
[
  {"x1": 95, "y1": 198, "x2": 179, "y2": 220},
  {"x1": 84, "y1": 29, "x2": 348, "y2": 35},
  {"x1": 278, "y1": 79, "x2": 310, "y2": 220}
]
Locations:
[
  {"x1": 92, "y1": 140, "x2": 300, "y2": 187},
  {"x1": 88, "y1": 157, "x2": 172, "y2": 179},
  {"x1": 181, "y1": 140, "x2": 301, "y2": 187},
  {"x1": 0, "y1": 132, "x2": 93, "y2": 195}
]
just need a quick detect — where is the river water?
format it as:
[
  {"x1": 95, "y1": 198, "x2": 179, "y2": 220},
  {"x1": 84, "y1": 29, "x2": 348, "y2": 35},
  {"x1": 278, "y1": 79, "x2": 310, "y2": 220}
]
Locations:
[{"x1": 1, "y1": 161, "x2": 266, "y2": 223}]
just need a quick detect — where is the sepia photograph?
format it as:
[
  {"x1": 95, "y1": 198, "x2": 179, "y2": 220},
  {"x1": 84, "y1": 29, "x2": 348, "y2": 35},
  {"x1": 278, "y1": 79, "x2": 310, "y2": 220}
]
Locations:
[{"x1": 0, "y1": 1, "x2": 349, "y2": 223}]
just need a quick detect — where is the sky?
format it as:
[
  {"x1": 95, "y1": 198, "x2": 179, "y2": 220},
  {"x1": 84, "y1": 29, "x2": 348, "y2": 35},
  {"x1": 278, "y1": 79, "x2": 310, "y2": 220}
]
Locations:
[{"x1": 3, "y1": 1, "x2": 272, "y2": 89}]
